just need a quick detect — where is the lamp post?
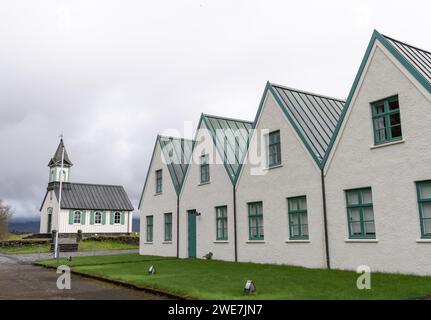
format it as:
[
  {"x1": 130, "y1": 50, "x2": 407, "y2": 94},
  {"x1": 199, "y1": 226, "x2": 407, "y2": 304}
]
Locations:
[{"x1": 54, "y1": 135, "x2": 65, "y2": 260}]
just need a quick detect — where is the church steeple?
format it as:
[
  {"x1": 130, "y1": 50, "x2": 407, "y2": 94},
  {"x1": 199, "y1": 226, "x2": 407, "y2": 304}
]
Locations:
[{"x1": 48, "y1": 139, "x2": 72, "y2": 183}]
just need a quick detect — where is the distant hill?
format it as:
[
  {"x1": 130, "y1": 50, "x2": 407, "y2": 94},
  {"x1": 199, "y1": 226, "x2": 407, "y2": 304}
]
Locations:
[
  {"x1": 8, "y1": 219, "x2": 40, "y2": 233},
  {"x1": 8, "y1": 218, "x2": 140, "y2": 233}
]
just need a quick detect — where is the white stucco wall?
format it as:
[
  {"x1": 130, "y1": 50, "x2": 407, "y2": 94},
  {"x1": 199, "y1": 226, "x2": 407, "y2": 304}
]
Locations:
[
  {"x1": 179, "y1": 122, "x2": 236, "y2": 261},
  {"x1": 325, "y1": 42, "x2": 431, "y2": 275},
  {"x1": 40, "y1": 190, "x2": 59, "y2": 233},
  {"x1": 139, "y1": 142, "x2": 178, "y2": 257},
  {"x1": 236, "y1": 92, "x2": 326, "y2": 268},
  {"x1": 58, "y1": 209, "x2": 132, "y2": 233}
]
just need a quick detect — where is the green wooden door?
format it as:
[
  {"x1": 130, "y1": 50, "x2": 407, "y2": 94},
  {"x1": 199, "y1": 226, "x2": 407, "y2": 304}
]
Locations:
[
  {"x1": 47, "y1": 214, "x2": 52, "y2": 233},
  {"x1": 187, "y1": 210, "x2": 197, "y2": 258}
]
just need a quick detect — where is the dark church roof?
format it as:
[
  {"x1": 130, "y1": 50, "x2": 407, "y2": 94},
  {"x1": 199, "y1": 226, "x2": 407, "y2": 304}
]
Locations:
[
  {"x1": 41, "y1": 182, "x2": 134, "y2": 211},
  {"x1": 48, "y1": 139, "x2": 73, "y2": 167}
]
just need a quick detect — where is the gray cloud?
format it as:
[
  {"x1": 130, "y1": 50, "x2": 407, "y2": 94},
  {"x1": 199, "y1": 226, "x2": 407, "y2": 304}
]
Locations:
[{"x1": 0, "y1": 0, "x2": 429, "y2": 219}]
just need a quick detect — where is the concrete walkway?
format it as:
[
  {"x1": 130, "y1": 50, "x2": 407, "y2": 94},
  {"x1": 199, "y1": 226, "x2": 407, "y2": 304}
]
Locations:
[
  {"x1": 7, "y1": 248, "x2": 139, "y2": 263},
  {"x1": 0, "y1": 250, "x2": 166, "y2": 300}
]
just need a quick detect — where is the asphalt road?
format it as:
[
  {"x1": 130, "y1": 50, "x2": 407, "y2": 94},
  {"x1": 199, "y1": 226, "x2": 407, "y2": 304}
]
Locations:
[{"x1": 0, "y1": 253, "x2": 167, "y2": 300}]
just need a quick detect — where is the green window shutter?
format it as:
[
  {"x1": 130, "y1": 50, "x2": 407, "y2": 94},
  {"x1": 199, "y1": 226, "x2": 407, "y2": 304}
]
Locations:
[
  {"x1": 102, "y1": 211, "x2": 106, "y2": 225},
  {"x1": 81, "y1": 210, "x2": 86, "y2": 225},
  {"x1": 69, "y1": 209, "x2": 74, "y2": 225},
  {"x1": 120, "y1": 212, "x2": 125, "y2": 225},
  {"x1": 90, "y1": 210, "x2": 95, "y2": 225},
  {"x1": 110, "y1": 211, "x2": 114, "y2": 225}
]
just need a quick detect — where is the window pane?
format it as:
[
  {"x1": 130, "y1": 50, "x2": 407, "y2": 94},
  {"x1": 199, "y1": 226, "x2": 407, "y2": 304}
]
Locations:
[
  {"x1": 291, "y1": 225, "x2": 299, "y2": 237},
  {"x1": 390, "y1": 125, "x2": 402, "y2": 139},
  {"x1": 423, "y1": 219, "x2": 431, "y2": 235},
  {"x1": 374, "y1": 102, "x2": 385, "y2": 114},
  {"x1": 349, "y1": 208, "x2": 361, "y2": 221},
  {"x1": 300, "y1": 212, "x2": 308, "y2": 225},
  {"x1": 422, "y1": 203, "x2": 431, "y2": 219},
  {"x1": 364, "y1": 221, "x2": 376, "y2": 235},
  {"x1": 299, "y1": 197, "x2": 307, "y2": 210},
  {"x1": 388, "y1": 99, "x2": 399, "y2": 111},
  {"x1": 390, "y1": 113, "x2": 401, "y2": 126},
  {"x1": 258, "y1": 216, "x2": 264, "y2": 237},
  {"x1": 289, "y1": 199, "x2": 298, "y2": 210},
  {"x1": 363, "y1": 207, "x2": 374, "y2": 221},
  {"x1": 419, "y1": 182, "x2": 431, "y2": 199},
  {"x1": 362, "y1": 189, "x2": 373, "y2": 205},
  {"x1": 301, "y1": 224, "x2": 309, "y2": 236},
  {"x1": 350, "y1": 222, "x2": 362, "y2": 235},
  {"x1": 347, "y1": 191, "x2": 359, "y2": 205}
]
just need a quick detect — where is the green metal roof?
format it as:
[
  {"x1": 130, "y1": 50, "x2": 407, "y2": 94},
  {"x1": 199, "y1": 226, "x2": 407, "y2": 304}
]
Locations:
[
  {"x1": 383, "y1": 34, "x2": 431, "y2": 87},
  {"x1": 158, "y1": 135, "x2": 194, "y2": 195},
  {"x1": 200, "y1": 114, "x2": 253, "y2": 185},
  {"x1": 270, "y1": 84, "x2": 345, "y2": 163},
  {"x1": 138, "y1": 135, "x2": 194, "y2": 209}
]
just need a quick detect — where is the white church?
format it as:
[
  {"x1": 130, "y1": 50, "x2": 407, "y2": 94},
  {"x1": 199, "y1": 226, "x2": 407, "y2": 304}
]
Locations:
[{"x1": 40, "y1": 139, "x2": 134, "y2": 234}]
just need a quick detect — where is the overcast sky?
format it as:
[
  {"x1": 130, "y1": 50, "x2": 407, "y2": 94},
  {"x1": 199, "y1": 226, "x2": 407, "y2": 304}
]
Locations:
[{"x1": 1, "y1": 0, "x2": 430, "y2": 220}]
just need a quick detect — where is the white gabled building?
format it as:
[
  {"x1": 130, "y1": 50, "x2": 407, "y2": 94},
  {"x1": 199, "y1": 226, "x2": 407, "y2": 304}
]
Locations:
[
  {"x1": 40, "y1": 139, "x2": 134, "y2": 234},
  {"x1": 236, "y1": 83, "x2": 344, "y2": 268},
  {"x1": 139, "y1": 30, "x2": 431, "y2": 276},
  {"x1": 179, "y1": 114, "x2": 252, "y2": 261},
  {"x1": 138, "y1": 135, "x2": 193, "y2": 257},
  {"x1": 324, "y1": 30, "x2": 431, "y2": 275}
]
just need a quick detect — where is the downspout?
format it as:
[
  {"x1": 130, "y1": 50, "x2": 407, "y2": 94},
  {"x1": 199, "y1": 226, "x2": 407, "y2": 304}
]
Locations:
[
  {"x1": 176, "y1": 195, "x2": 180, "y2": 259},
  {"x1": 233, "y1": 185, "x2": 238, "y2": 262},
  {"x1": 321, "y1": 168, "x2": 331, "y2": 269}
]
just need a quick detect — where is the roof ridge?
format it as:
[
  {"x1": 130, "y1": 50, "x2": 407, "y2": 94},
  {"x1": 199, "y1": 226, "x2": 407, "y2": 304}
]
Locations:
[
  {"x1": 270, "y1": 83, "x2": 346, "y2": 103},
  {"x1": 382, "y1": 34, "x2": 431, "y2": 55},
  {"x1": 202, "y1": 113, "x2": 253, "y2": 124},
  {"x1": 55, "y1": 182, "x2": 125, "y2": 188}
]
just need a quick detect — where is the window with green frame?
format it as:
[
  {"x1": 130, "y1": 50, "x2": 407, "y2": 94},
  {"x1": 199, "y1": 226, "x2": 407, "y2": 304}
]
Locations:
[
  {"x1": 371, "y1": 96, "x2": 402, "y2": 145},
  {"x1": 268, "y1": 130, "x2": 281, "y2": 167},
  {"x1": 200, "y1": 154, "x2": 210, "y2": 183},
  {"x1": 248, "y1": 202, "x2": 264, "y2": 240},
  {"x1": 215, "y1": 206, "x2": 228, "y2": 240},
  {"x1": 164, "y1": 213, "x2": 172, "y2": 241},
  {"x1": 146, "y1": 215, "x2": 153, "y2": 242},
  {"x1": 287, "y1": 196, "x2": 309, "y2": 240},
  {"x1": 416, "y1": 181, "x2": 431, "y2": 238},
  {"x1": 155, "y1": 169, "x2": 162, "y2": 193},
  {"x1": 345, "y1": 188, "x2": 376, "y2": 239}
]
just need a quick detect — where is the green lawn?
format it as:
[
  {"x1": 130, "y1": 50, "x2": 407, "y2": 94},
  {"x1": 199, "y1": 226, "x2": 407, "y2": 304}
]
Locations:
[
  {"x1": 38, "y1": 254, "x2": 431, "y2": 300},
  {"x1": 0, "y1": 240, "x2": 138, "y2": 254}
]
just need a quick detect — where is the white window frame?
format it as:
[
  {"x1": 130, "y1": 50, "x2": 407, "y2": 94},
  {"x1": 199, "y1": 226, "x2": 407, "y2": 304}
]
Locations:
[
  {"x1": 73, "y1": 211, "x2": 82, "y2": 224},
  {"x1": 94, "y1": 211, "x2": 102, "y2": 225},
  {"x1": 114, "y1": 211, "x2": 121, "y2": 224}
]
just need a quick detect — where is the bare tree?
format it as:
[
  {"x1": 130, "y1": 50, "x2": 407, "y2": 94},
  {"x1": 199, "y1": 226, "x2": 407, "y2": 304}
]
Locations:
[{"x1": 0, "y1": 200, "x2": 13, "y2": 239}]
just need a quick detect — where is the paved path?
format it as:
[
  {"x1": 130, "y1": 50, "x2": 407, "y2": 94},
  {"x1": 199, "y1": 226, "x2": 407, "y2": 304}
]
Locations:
[
  {"x1": 0, "y1": 251, "x2": 166, "y2": 300},
  {"x1": 10, "y1": 248, "x2": 139, "y2": 263}
]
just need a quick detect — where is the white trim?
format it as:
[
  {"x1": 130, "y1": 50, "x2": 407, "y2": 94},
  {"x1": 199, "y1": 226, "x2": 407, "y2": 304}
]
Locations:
[
  {"x1": 416, "y1": 239, "x2": 431, "y2": 243},
  {"x1": 285, "y1": 239, "x2": 311, "y2": 243},
  {"x1": 246, "y1": 240, "x2": 265, "y2": 244},
  {"x1": 198, "y1": 181, "x2": 211, "y2": 186},
  {"x1": 370, "y1": 139, "x2": 405, "y2": 150},
  {"x1": 144, "y1": 242, "x2": 154, "y2": 245},
  {"x1": 162, "y1": 241, "x2": 173, "y2": 244},
  {"x1": 213, "y1": 240, "x2": 229, "y2": 244},
  {"x1": 344, "y1": 239, "x2": 379, "y2": 243},
  {"x1": 264, "y1": 164, "x2": 283, "y2": 171}
]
